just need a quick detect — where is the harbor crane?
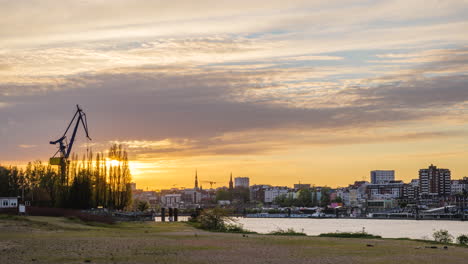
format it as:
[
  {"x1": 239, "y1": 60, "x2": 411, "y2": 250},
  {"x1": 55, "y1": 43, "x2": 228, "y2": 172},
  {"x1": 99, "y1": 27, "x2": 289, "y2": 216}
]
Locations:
[
  {"x1": 201, "y1": 181, "x2": 217, "y2": 189},
  {"x1": 49, "y1": 105, "x2": 91, "y2": 177}
]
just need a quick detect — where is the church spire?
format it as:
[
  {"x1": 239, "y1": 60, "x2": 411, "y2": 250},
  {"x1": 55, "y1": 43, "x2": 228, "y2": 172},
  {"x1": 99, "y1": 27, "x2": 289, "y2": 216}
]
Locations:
[
  {"x1": 229, "y1": 172, "x2": 233, "y2": 190},
  {"x1": 195, "y1": 169, "x2": 199, "y2": 189}
]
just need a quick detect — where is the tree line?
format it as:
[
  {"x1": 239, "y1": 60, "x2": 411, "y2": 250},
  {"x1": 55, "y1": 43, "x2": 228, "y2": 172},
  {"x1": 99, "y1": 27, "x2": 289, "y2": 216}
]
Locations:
[
  {"x1": 273, "y1": 187, "x2": 341, "y2": 207},
  {"x1": 0, "y1": 144, "x2": 132, "y2": 210}
]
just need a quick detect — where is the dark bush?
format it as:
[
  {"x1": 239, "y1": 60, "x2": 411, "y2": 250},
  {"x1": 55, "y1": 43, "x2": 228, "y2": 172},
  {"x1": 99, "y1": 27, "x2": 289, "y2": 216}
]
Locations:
[
  {"x1": 457, "y1": 234, "x2": 468, "y2": 245},
  {"x1": 319, "y1": 232, "x2": 382, "y2": 239},
  {"x1": 268, "y1": 228, "x2": 306, "y2": 236}
]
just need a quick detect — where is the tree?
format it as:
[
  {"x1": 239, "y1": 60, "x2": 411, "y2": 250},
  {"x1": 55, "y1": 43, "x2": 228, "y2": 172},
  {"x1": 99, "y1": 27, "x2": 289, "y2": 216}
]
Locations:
[
  {"x1": 0, "y1": 144, "x2": 133, "y2": 210},
  {"x1": 68, "y1": 172, "x2": 92, "y2": 209},
  {"x1": 297, "y1": 189, "x2": 312, "y2": 207},
  {"x1": 332, "y1": 196, "x2": 343, "y2": 203},
  {"x1": 320, "y1": 187, "x2": 331, "y2": 207},
  {"x1": 232, "y1": 187, "x2": 250, "y2": 203},
  {"x1": 273, "y1": 194, "x2": 295, "y2": 207},
  {"x1": 216, "y1": 189, "x2": 232, "y2": 201},
  {"x1": 312, "y1": 188, "x2": 318, "y2": 206},
  {"x1": 137, "y1": 200, "x2": 150, "y2": 212}
]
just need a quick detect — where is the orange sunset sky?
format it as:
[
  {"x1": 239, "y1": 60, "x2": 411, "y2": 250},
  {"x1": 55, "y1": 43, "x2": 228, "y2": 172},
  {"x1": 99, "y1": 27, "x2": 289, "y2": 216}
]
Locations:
[{"x1": 1, "y1": 0, "x2": 468, "y2": 190}]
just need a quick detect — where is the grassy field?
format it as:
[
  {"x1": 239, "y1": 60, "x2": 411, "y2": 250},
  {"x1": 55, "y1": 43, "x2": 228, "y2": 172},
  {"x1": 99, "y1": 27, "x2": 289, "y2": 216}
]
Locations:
[{"x1": 1, "y1": 215, "x2": 467, "y2": 264}]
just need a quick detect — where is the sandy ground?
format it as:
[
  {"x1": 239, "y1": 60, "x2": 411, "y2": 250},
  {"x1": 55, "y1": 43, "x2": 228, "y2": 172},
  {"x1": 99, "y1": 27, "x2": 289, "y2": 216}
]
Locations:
[{"x1": 0, "y1": 215, "x2": 467, "y2": 264}]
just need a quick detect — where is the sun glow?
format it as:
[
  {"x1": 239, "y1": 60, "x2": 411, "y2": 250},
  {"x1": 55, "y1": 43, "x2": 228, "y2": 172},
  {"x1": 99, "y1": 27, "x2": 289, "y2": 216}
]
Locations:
[{"x1": 108, "y1": 159, "x2": 120, "y2": 167}]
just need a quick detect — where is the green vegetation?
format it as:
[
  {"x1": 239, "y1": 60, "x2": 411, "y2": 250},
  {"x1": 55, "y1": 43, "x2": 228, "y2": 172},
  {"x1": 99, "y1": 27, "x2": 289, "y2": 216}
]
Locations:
[
  {"x1": 268, "y1": 228, "x2": 307, "y2": 236},
  {"x1": 457, "y1": 234, "x2": 468, "y2": 245},
  {"x1": 0, "y1": 144, "x2": 132, "y2": 210},
  {"x1": 433, "y1": 229, "x2": 454, "y2": 244},
  {"x1": 273, "y1": 186, "x2": 333, "y2": 207},
  {"x1": 215, "y1": 187, "x2": 250, "y2": 203},
  {"x1": 136, "y1": 200, "x2": 150, "y2": 212},
  {"x1": 319, "y1": 232, "x2": 382, "y2": 239},
  {"x1": 190, "y1": 208, "x2": 253, "y2": 233}
]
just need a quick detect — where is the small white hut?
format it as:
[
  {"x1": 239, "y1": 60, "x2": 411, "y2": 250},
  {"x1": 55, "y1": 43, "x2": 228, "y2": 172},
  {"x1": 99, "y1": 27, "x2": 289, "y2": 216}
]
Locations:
[{"x1": 0, "y1": 197, "x2": 18, "y2": 208}]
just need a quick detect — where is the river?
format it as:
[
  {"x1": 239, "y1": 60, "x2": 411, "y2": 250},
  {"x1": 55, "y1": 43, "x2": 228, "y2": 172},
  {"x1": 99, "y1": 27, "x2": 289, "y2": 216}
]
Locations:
[{"x1": 235, "y1": 218, "x2": 468, "y2": 239}]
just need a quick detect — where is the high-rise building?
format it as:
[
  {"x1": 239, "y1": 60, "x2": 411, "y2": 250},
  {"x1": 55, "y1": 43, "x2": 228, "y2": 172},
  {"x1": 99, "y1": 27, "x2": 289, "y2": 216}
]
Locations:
[
  {"x1": 419, "y1": 164, "x2": 451, "y2": 196},
  {"x1": 370, "y1": 170, "x2": 395, "y2": 184},
  {"x1": 194, "y1": 170, "x2": 198, "y2": 189},
  {"x1": 234, "y1": 177, "x2": 250, "y2": 188}
]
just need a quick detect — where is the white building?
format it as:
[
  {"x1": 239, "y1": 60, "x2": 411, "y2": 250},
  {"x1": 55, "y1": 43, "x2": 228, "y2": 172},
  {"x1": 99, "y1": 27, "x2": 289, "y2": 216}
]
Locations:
[
  {"x1": 182, "y1": 188, "x2": 201, "y2": 204},
  {"x1": 370, "y1": 170, "x2": 395, "y2": 184},
  {"x1": 367, "y1": 181, "x2": 404, "y2": 200},
  {"x1": 336, "y1": 188, "x2": 350, "y2": 206},
  {"x1": 451, "y1": 178, "x2": 468, "y2": 195},
  {"x1": 234, "y1": 177, "x2": 250, "y2": 188},
  {"x1": 0, "y1": 197, "x2": 18, "y2": 208},
  {"x1": 162, "y1": 194, "x2": 181, "y2": 208},
  {"x1": 264, "y1": 187, "x2": 289, "y2": 203}
]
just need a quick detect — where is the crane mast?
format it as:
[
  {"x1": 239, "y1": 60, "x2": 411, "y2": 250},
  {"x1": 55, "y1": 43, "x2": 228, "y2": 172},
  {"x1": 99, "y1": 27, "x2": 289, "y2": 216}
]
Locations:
[{"x1": 50, "y1": 105, "x2": 91, "y2": 174}]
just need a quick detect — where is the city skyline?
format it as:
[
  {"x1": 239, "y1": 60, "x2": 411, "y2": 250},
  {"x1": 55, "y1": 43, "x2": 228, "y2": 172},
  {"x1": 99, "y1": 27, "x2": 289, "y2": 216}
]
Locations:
[
  {"x1": 132, "y1": 164, "x2": 466, "y2": 191},
  {"x1": 1, "y1": 1, "x2": 468, "y2": 190}
]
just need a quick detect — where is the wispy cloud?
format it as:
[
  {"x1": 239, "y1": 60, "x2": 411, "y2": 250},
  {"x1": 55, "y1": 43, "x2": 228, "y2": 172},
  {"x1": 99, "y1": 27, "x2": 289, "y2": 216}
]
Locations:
[
  {"x1": 1, "y1": 0, "x2": 468, "y2": 187},
  {"x1": 18, "y1": 144, "x2": 37, "y2": 149}
]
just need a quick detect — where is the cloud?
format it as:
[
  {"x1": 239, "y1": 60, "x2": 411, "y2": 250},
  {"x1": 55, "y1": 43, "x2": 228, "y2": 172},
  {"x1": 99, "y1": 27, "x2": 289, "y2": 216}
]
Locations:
[
  {"x1": 1, "y1": 54, "x2": 467, "y2": 162},
  {"x1": 18, "y1": 144, "x2": 37, "y2": 149},
  {"x1": 1, "y1": 1, "x2": 468, "y2": 166}
]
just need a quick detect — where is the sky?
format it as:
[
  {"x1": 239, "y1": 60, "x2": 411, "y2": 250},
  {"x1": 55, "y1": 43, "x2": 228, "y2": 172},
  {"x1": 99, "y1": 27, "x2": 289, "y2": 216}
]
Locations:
[{"x1": 1, "y1": 0, "x2": 468, "y2": 190}]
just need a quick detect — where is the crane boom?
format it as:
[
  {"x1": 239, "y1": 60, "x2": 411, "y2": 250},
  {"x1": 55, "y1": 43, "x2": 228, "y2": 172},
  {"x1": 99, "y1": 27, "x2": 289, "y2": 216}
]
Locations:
[{"x1": 50, "y1": 105, "x2": 91, "y2": 165}]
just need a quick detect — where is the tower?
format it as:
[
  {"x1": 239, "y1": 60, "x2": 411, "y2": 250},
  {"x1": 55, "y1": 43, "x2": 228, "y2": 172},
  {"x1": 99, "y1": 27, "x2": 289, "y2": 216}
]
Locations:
[
  {"x1": 419, "y1": 164, "x2": 451, "y2": 197},
  {"x1": 195, "y1": 170, "x2": 199, "y2": 189},
  {"x1": 229, "y1": 173, "x2": 233, "y2": 190}
]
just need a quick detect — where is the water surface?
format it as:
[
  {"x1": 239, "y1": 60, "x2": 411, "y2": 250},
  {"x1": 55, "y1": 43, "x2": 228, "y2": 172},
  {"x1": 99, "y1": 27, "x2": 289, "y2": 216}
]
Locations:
[{"x1": 236, "y1": 218, "x2": 468, "y2": 239}]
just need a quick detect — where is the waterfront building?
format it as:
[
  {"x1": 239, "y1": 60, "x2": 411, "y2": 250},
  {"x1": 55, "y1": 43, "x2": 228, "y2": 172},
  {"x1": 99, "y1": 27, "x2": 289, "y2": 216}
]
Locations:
[
  {"x1": 264, "y1": 187, "x2": 289, "y2": 203},
  {"x1": 234, "y1": 177, "x2": 250, "y2": 188},
  {"x1": 419, "y1": 164, "x2": 451, "y2": 197},
  {"x1": 366, "y1": 199, "x2": 398, "y2": 212},
  {"x1": 370, "y1": 170, "x2": 395, "y2": 184},
  {"x1": 348, "y1": 181, "x2": 368, "y2": 207},
  {"x1": 402, "y1": 179, "x2": 419, "y2": 202},
  {"x1": 367, "y1": 180, "x2": 404, "y2": 200},
  {"x1": 249, "y1": 184, "x2": 271, "y2": 203},
  {"x1": 336, "y1": 188, "x2": 350, "y2": 206},
  {"x1": 451, "y1": 178, "x2": 468, "y2": 195}
]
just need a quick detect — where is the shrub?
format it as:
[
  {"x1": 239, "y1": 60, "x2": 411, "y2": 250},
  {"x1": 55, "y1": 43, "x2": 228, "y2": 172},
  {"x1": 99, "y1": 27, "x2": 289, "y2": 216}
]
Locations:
[
  {"x1": 456, "y1": 234, "x2": 468, "y2": 245},
  {"x1": 268, "y1": 228, "x2": 306, "y2": 236},
  {"x1": 192, "y1": 208, "x2": 253, "y2": 233},
  {"x1": 136, "y1": 201, "x2": 150, "y2": 212},
  {"x1": 197, "y1": 208, "x2": 229, "y2": 231},
  {"x1": 432, "y1": 229, "x2": 453, "y2": 244},
  {"x1": 319, "y1": 232, "x2": 381, "y2": 239}
]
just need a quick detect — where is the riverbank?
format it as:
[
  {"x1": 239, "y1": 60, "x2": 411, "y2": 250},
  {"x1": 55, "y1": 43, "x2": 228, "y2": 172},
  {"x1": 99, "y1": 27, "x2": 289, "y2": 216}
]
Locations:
[{"x1": 1, "y1": 215, "x2": 467, "y2": 263}]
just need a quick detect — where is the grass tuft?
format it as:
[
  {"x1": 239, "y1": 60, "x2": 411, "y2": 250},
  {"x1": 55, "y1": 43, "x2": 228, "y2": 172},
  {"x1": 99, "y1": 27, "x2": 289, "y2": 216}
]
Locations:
[
  {"x1": 268, "y1": 228, "x2": 307, "y2": 236},
  {"x1": 318, "y1": 232, "x2": 382, "y2": 239}
]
